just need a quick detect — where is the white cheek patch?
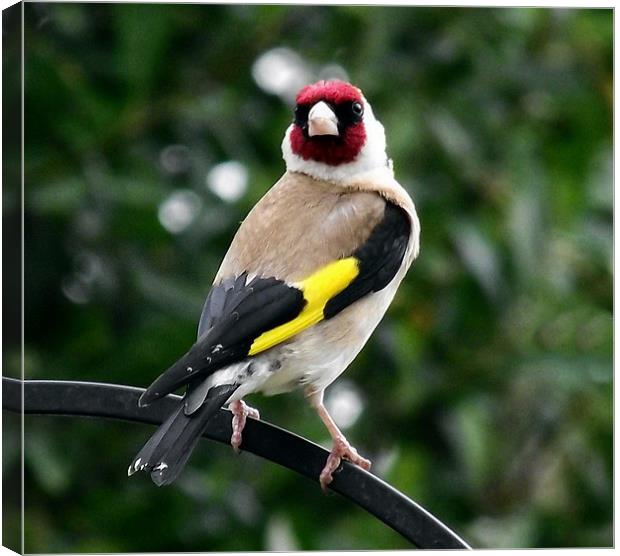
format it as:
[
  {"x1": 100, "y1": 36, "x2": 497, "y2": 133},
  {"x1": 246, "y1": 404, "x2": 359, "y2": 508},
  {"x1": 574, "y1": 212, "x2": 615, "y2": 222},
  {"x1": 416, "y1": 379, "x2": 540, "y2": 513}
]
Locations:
[{"x1": 282, "y1": 98, "x2": 390, "y2": 183}]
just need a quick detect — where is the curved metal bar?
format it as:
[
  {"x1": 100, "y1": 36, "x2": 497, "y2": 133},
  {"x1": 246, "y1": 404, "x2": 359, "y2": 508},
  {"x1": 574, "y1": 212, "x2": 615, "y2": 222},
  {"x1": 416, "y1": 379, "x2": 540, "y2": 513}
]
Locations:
[{"x1": 3, "y1": 377, "x2": 470, "y2": 549}]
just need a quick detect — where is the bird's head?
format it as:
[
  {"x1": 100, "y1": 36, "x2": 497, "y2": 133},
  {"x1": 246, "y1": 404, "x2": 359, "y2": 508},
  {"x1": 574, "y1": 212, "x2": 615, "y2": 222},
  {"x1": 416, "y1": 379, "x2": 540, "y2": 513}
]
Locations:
[{"x1": 282, "y1": 80, "x2": 390, "y2": 182}]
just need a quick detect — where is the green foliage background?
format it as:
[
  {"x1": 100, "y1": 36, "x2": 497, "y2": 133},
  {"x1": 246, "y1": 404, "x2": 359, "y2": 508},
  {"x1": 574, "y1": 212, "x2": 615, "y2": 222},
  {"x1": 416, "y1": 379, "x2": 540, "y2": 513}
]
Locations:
[{"x1": 4, "y1": 3, "x2": 612, "y2": 551}]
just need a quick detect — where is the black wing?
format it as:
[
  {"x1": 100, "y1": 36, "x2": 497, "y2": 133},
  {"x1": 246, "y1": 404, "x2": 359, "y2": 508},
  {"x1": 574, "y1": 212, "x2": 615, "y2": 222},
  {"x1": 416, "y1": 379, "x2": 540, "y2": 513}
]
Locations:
[
  {"x1": 324, "y1": 202, "x2": 411, "y2": 318},
  {"x1": 138, "y1": 274, "x2": 305, "y2": 407}
]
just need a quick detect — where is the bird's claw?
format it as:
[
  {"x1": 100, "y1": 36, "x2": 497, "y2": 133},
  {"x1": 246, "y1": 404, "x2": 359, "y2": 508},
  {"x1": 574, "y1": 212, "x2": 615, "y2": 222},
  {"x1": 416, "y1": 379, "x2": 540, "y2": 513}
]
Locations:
[
  {"x1": 230, "y1": 400, "x2": 260, "y2": 453},
  {"x1": 320, "y1": 436, "x2": 371, "y2": 492}
]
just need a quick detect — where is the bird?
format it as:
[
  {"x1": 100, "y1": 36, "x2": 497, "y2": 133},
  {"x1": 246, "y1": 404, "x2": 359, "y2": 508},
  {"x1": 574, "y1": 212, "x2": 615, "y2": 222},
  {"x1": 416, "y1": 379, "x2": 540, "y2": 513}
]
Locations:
[{"x1": 128, "y1": 79, "x2": 420, "y2": 490}]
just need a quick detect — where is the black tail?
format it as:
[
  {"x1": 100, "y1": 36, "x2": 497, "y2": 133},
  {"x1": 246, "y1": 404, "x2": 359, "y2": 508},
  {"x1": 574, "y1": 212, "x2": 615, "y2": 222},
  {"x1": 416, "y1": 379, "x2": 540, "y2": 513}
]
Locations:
[{"x1": 128, "y1": 384, "x2": 238, "y2": 486}]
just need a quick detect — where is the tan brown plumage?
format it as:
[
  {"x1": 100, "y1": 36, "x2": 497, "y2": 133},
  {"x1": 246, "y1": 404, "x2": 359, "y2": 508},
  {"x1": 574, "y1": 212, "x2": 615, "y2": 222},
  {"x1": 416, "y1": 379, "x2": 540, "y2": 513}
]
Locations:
[{"x1": 217, "y1": 171, "x2": 389, "y2": 282}]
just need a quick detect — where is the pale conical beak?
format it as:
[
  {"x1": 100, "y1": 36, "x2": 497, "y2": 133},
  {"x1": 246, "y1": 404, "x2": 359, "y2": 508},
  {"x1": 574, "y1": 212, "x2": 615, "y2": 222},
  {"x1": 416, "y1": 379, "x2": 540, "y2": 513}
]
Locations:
[{"x1": 308, "y1": 101, "x2": 339, "y2": 137}]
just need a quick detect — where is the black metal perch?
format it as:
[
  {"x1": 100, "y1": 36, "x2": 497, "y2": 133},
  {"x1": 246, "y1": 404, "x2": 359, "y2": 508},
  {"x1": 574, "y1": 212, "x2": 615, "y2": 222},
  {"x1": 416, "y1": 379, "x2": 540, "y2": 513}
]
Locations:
[{"x1": 3, "y1": 376, "x2": 470, "y2": 549}]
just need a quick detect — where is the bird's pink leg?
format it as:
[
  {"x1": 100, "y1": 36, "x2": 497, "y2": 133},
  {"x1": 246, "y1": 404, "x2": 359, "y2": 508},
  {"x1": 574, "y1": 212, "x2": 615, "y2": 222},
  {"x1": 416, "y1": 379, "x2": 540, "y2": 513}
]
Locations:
[
  {"x1": 229, "y1": 399, "x2": 260, "y2": 453},
  {"x1": 309, "y1": 392, "x2": 371, "y2": 491}
]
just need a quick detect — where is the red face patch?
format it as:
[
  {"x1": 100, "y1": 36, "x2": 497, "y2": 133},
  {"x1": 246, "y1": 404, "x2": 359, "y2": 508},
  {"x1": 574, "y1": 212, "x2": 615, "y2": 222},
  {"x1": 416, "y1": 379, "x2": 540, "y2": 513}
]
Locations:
[
  {"x1": 290, "y1": 80, "x2": 367, "y2": 166},
  {"x1": 290, "y1": 125, "x2": 366, "y2": 166},
  {"x1": 296, "y1": 80, "x2": 363, "y2": 106}
]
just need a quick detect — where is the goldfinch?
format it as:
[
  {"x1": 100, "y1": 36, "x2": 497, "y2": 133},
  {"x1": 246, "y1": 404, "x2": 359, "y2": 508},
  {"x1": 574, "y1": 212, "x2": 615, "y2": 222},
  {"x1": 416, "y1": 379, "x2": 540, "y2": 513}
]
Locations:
[{"x1": 129, "y1": 80, "x2": 420, "y2": 490}]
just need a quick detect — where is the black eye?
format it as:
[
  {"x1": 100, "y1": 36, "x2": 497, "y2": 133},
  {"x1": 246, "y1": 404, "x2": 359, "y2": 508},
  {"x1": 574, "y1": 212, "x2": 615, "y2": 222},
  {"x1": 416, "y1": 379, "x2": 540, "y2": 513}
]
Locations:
[
  {"x1": 351, "y1": 102, "x2": 364, "y2": 117},
  {"x1": 294, "y1": 104, "x2": 310, "y2": 126}
]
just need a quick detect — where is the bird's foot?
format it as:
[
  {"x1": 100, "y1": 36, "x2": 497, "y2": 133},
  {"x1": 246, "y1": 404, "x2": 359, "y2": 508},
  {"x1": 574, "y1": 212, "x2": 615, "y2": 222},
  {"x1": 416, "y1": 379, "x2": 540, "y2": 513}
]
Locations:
[
  {"x1": 320, "y1": 436, "x2": 371, "y2": 491},
  {"x1": 229, "y1": 399, "x2": 260, "y2": 453}
]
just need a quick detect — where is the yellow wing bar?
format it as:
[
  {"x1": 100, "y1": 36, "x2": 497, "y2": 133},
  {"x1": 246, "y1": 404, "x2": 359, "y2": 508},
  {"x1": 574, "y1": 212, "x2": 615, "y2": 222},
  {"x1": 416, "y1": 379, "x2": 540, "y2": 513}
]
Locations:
[{"x1": 248, "y1": 257, "x2": 359, "y2": 356}]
